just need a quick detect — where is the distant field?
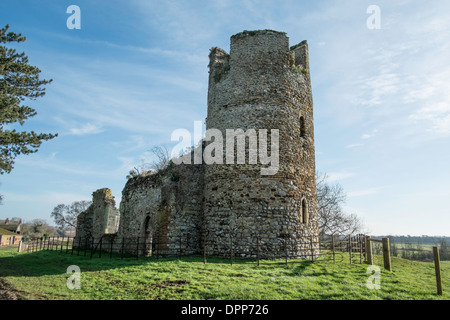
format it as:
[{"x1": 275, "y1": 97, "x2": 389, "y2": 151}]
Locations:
[
  {"x1": 0, "y1": 248, "x2": 448, "y2": 300},
  {"x1": 371, "y1": 241, "x2": 448, "y2": 262}
]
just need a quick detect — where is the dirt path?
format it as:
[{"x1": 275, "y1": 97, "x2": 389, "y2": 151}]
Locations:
[{"x1": 0, "y1": 277, "x2": 23, "y2": 300}]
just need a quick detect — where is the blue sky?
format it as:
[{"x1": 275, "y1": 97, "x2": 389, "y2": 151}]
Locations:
[{"x1": 1, "y1": 0, "x2": 449, "y2": 236}]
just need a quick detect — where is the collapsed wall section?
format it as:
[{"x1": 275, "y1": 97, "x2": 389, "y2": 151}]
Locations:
[{"x1": 75, "y1": 188, "x2": 120, "y2": 246}]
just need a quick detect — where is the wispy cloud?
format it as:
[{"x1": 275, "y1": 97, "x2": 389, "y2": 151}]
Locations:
[
  {"x1": 15, "y1": 154, "x2": 103, "y2": 177},
  {"x1": 44, "y1": 56, "x2": 206, "y2": 137},
  {"x1": 68, "y1": 123, "x2": 103, "y2": 136},
  {"x1": 345, "y1": 143, "x2": 364, "y2": 149},
  {"x1": 314, "y1": 2, "x2": 450, "y2": 139},
  {"x1": 345, "y1": 130, "x2": 377, "y2": 149},
  {"x1": 36, "y1": 29, "x2": 205, "y2": 65},
  {"x1": 348, "y1": 188, "x2": 379, "y2": 197},
  {"x1": 406, "y1": 64, "x2": 450, "y2": 135},
  {"x1": 361, "y1": 129, "x2": 378, "y2": 140},
  {"x1": 4, "y1": 191, "x2": 91, "y2": 206},
  {"x1": 326, "y1": 172, "x2": 356, "y2": 183},
  {"x1": 410, "y1": 102, "x2": 450, "y2": 134}
]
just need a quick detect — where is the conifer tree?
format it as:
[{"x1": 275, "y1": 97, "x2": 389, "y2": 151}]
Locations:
[{"x1": 0, "y1": 24, "x2": 57, "y2": 175}]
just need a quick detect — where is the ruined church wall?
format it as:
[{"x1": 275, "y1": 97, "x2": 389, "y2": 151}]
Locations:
[
  {"x1": 74, "y1": 188, "x2": 120, "y2": 247},
  {"x1": 75, "y1": 206, "x2": 94, "y2": 241},
  {"x1": 92, "y1": 189, "x2": 120, "y2": 236},
  {"x1": 116, "y1": 161, "x2": 204, "y2": 256}
]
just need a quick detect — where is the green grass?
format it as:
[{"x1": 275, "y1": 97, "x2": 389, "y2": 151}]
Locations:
[{"x1": 0, "y1": 248, "x2": 448, "y2": 300}]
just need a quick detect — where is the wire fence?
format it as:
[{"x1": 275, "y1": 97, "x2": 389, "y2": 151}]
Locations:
[
  {"x1": 19, "y1": 234, "x2": 446, "y2": 296},
  {"x1": 20, "y1": 233, "x2": 368, "y2": 266},
  {"x1": 371, "y1": 240, "x2": 449, "y2": 262},
  {"x1": 367, "y1": 237, "x2": 446, "y2": 296}
]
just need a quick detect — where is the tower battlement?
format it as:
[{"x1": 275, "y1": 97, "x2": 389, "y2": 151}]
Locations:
[{"x1": 209, "y1": 30, "x2": 310, "y2": 87}]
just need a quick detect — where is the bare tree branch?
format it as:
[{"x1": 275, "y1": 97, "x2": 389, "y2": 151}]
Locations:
[
  {"x1": 150, "y1": 145, "x2": 170, "y2": 172},
  {"x1": 51, "y1": 200, "x2": 91, "y2": 231},
  {"x1": 316, "y1": 171, "x2": 364, "y2": 236}
]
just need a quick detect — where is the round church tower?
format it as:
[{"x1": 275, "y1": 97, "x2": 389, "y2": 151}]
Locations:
[{"x1": 203, "y1": 30, "x2": 318, "y2": 258}]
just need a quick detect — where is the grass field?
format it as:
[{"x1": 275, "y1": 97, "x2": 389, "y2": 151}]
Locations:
[{"x1": 0, "y1": 248, "x2": 448, "y2": 300}]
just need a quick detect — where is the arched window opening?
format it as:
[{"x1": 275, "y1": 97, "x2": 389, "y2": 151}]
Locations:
[
  {"x1": 143, "y1": 216, "x2": 154, "y2": 256},
  {"x1": 302, "y1": 199, "x2": 308, "y2": 224},
  {"x1": 300, "y1": 116, "x2": 306, "y2": 138}
]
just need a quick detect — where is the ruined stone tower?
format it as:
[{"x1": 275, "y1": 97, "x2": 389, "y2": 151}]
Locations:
[
  {"x1": 204, "y1": 30, "x2": 318, "y2": 256},
  {"x1": 75, "y1": 30, "x2": 319, "y2": 258}
]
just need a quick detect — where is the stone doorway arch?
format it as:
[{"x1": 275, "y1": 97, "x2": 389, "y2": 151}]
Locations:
[{"x1": 142, "y1": 215, "x2": 155, "y2": 256}]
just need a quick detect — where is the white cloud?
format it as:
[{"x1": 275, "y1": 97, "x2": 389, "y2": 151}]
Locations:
[
  {"x1": 406, "y1": 67, "x2": 450, "y2": 134},
  {"x1": 326, "y1": 172, "x2": 356, "y2": 183},
  {"x1": 410, "y1": 102, "x2": 450, "y2": 134},
  {"x1": 348, "y1": 188, "x2": 379, "y2": 197},
  {"x1": 15, "y1": 154, "x2": 102, "y2": 177},
  {"x1": 345, "y1": 143, "x2": 364, "y2": 149},
  {"x1": 361, "y1": 129, "x2": 378, "y2": 140},
  {"x1": 4, "y1": 191, "x2": 90, "y2": 206},
  {"x1": 44, "y1": 57, "x2": 206, "y2": 137},
  {"x1": 68, "y1": 123, "x2": 103, "y2": 136}
]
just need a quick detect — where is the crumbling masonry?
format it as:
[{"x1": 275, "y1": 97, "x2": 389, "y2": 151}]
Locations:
[{"x1": 75, "y1": 30, "x2": 319, "y2": 258}]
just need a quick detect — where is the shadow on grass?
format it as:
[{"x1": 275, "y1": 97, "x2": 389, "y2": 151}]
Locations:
[
  {"x1": 0, "y1": 248, "x2": 326, "y2": 278},
  {"x1": 0, "y1": 249, "x2": 180, "y2": 277}
]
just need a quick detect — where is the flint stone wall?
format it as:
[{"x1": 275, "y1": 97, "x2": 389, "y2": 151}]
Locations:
[{"x1": 204, "y1": 30, "x2": 319, "y2": 256}]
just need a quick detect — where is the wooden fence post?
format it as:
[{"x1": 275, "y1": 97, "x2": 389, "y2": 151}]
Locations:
[
  {"x1": 257, "y1": 237, "x2": 260, "y2": 267},
  {"x1": 77, "y1": 237, "x2": 81, "y2": 256},
  {"x1": 90, "y1": 237, "x2": 94, "y2": 259},
  {"x1": 99, "y1": 237, "x2": 103, "y2": 258},
  {"x1": 203, "y1": 234, "x2": 207, "y2": 264},
  {"x1": 179, "y1": 232, "x2": 182, "y2": 260},
  {"x1": 331, "y1": 235, "x2": 336, "y2": 263},
  {"x1": 349, "y1": 236, "x2": 352, "y2": 265},
  {"x1": 230, "y1": 234, "x2": 233, "y2": 266},
  {"x1": 157, "y1": 235, "x2": 160, "y2": 261},
  {"x1": 284, "y1": 237, "x2": 288, "y2": 267},
  {"x1": 157, "y1": 234, "x2": 160, "y2": 261},
  {"x1": 136, "y1": 237, "x2": 139, "y2": 260},
  {"x1": 110, "y1": 237, "x2": 113, "y2": 259},
  {"x1": 359, "y1": 235, "x2": 363, "y2": 264},
  {"x1": 60, "y1": 237, "x2": 64, "y2": 253},
  {"x1": 365, "y1": 236, "x2": 373, "y2": 265},
  {"x1": 382, "y1": 238, "x2": 392, "y2": 272},
  {"x1": 121, "y1": 237, "x2": 125, "y2": 259},
  {"x1": 433, "y1": 247, "x2": 443, "y2": 295},
  {"x1": 186, "y1": 234, "x2": 190, "y2": 255}
]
